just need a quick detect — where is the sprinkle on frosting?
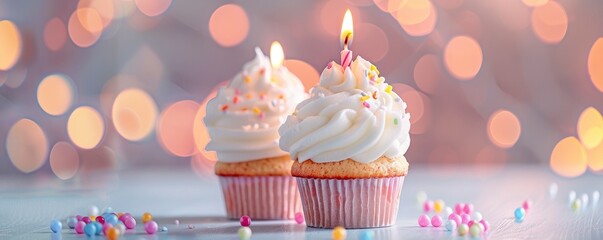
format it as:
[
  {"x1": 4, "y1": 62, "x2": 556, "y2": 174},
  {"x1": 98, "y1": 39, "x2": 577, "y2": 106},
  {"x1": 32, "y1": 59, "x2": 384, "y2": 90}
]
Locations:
[
  {"x1": 362, "y1": 101, "x2": 370, "y2": 108},
  {"x1": 360, "y1": 95, "x2": 370, "y2": 102},
  {"x1": 385, "y1": 85, "x2": 393, "y2": 94}
]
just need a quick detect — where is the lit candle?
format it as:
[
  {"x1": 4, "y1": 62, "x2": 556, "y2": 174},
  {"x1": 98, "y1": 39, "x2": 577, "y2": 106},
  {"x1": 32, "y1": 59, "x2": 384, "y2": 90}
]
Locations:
[
  {"x1": 340, "y1": 9, "x2": 354, "y2": 69},
  {"x1": 270, "y1": 41, "x2": 284, "y2": 69}
]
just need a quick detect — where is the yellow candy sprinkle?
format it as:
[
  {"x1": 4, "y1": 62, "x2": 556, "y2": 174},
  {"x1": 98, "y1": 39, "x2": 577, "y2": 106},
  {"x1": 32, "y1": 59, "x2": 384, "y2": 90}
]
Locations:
[
  {"x1": 376, "y1": 77, "x2": 384, "y2": 84},
  {"x1": 271, "y1": 76, "x2": 277, "y2": 82},
  {"x1": 368, "y1": 72, "x2": 374, "y2": 79},
  {"x1": 370, "y1": 64, "x2": 380, "y2": 75},
  {"x1": 253, "y1": 107, "x2": 261, "y2": 114},
  {"x1": 434, "y1": 199, "x2": 445, "y2": 213},
  {"x1": 90, "y1": 215, "x2": 96, "y2": 221},
  {"x1": 385, "y1": 85, "x2": 393, "y2": 94},
  {"x1": 244, "y1": 76, "x2": 251, "y2": 83},
  {"x1": 360, "y1": 95, "x2": 370, "y2": 102},
  {"x1": 332, "y1": 226, "x2": 346, "y2": 240}
]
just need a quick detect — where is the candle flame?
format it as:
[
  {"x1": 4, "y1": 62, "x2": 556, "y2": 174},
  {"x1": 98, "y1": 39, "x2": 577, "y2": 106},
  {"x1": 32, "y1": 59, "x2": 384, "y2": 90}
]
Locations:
[
  {"x1": 270, "y1": 41, "x2": 284, "y2": 68},
  {"x1": 340, "y1": 9, "x2": 354, "y2": 49}
]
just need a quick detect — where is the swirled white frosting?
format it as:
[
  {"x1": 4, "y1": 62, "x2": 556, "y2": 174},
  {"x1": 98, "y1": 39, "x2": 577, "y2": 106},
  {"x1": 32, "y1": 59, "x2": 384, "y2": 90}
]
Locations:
[
  {"x1": 278, "y1": 56, "x2": 411, "y2": 163},
  {"x1": 205, "y1": 47, "x2": 306, "y2": 162}
]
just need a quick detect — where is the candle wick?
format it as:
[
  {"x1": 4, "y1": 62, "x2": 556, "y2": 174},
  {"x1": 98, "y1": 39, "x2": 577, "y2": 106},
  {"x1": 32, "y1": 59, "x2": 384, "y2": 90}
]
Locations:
[{"x1": 344, "y1": 34, "x2": 350, "y2": 49}]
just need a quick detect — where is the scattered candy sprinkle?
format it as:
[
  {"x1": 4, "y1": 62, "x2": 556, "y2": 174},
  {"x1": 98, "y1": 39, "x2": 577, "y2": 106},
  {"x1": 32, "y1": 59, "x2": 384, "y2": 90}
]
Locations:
[
  {"x1": 445, "y1": 207, "x2": 453, "y2": 216},
  {"x1": 370, "y1": 64, "x2": 380, "y2": 75},
  {"x1": 142, "y1": 212, "x2": 153, "y2": 223},
  {"x1": 461, "y1": 213, "x2": 471, "y2": 224},
  {"x1": 448, "y1": 213, "x2": 461, "y2": 226},
  {"x1": 160, "y1": 226, "x2": 168, "y2": 232},
  {"x1": 394, "y1": 118, "x2": 398, "y2": 125},
  {"x1": 103, "y1": 223, "x2": 113, "y2": 235},
  {"x1": 362, "y1": 102, "x2": 370, "y2": 108},
  {"x1": 238, "y1": 227, "x2": 252, "y2": 240},
  {"x1": 431, "y1": 215, "x2": 443, "y2": 227},
  {"x1": 469, "y1": 222, "x2": 482, "y2": 237},
  {"x1": 332, "y1": 226, "x2": 346, "y2": 240},
  {"x1": 175, "y1": 219, "x2": 180, "y2": 225},
  {"x1": 423, "y1": 200, "x2": 434, "y2": 212},
  {"x1": 93, "y1": 222, "x2": 103, "y2": 235},
  {"x1": 445, "y1": 219, "x2": 456, "y2": 231},
  {"x1": 75, "y1": 221, "x2": 86, "y2": 234},
  {"x1": 522, "y1": 200, "x2": 532, "y2": 213},
  {"x1": 50, "y1": 219, "x2": 62, "y2": 233},
  {"x1": 572, "y1": 199, "x2": 582, "y2": 213},
  {"x1": 144, "y1": 221, "x2": 158, "y2": 234},
  {"x1": 246, "y1": 93, "x2": 253, "y2": 99},
  {"x1": 360, "y1": 95, "x2": 370, "y2": 102},
  {"x1": 253, "y1": 107, "x2": 261, "y2": 115},
  {"x1": 454, "y1": 203, "x2": 465, "y2": 215},
  {"x1": 114, "y1": 223, "x2": 125, "y2": 236},
  {"x1": 327, "y1": 62, "x2": 333, "y2": 69},
  {"x1": 259, "y1": 67, "x2": 265, "y2": 75},
  {"x1": 458, "y1": 223, "x2": 469, "y2": 236},
  {"x1": 89, "y1": 206, "x2": 99, "y2": 216},
  {"x1": 233, "y1": 96, "x2": 239, "y2": 104},
  {"x1": 188, "y1": 224, "x2": 195, "y2": 229},
  {"x1": 418, "y1": 214, "x2": 430, "y2": 227},
  {"x1": 84, "y1": 223, "x2": 96, "y2": 237},
  {"x1": 360, "y1": 230, "x2": 375, "y2": 240},
  {"x1": 105, "y1": 214, "x2": 118, "y2": 225},
  {"x1": 240, "y1": 215, "x2": 251, "y2": 227},
  {"x1": 244, "y1": 76, "x2": 251, "y2": 83},
  {"x1": 96, "y1": 215, "x2": 105, "y2": 224},
  {"x1": 107, "y1": 227, "x2": 119, "y2": 240},
  {"x1": 434, "y1": 200, "x2": 445, "y2": 213},
  {"x1": 82, "y1": 216, "x2": 91, "y2": 224},
  {"x1": 294, "y1": 212, "x2": 304, "y2": 224},
  {"x1": 472, "y1": 211, "x2": 483, "y2": 222},
  {"x1": 479, "y1": 220, "x2": 490, "y2": 232},
  {"x1": 66, "y1": 217, "x2": 77, "y2": 229},
  {"x1": 385, "y1": 85, "x2": 393, "y2": 94},
  {"x1": 372, "y1": 91, "x2": 377, "y2": 99},
  {"x1": 221, "y1": 105, "x2": 229, "y2": 112},
  {"x1": 463, "y1": 203, "x2": 474, "y2": 214},
  {"x1": 569, "y1": 190, "x2": 577, "y2": 204},
  {"x1": 123, "y1": 216, "x2": 136, "y2": 229},
  {"x1": 467, "y1": 220, "x2": 475, "y2": 227},
  {"x1": 514, "y1": 207, "x2": 526, "y2": 221}
]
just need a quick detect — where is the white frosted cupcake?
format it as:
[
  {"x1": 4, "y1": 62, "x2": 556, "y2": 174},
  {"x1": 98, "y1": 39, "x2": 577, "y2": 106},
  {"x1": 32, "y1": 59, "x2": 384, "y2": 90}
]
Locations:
[
  {"x1": 279, "y1": 56, "x2": 411, "y2": 228},
  {"x1": 204, "y1": 46, "x2": 306, "y2": 219}
]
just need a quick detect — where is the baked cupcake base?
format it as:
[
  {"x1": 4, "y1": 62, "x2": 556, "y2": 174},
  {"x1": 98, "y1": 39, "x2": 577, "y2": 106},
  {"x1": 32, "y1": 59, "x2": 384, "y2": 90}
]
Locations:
[
  {"x1": 293, "y1": 155, "x2": 409, "y2": 228},
  {"x1": 216, "y1": 155, "x2": 301, "y2": 220}
]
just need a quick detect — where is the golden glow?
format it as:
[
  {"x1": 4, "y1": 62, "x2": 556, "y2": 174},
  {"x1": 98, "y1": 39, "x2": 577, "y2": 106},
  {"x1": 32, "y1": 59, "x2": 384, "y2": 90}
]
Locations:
[
  {"x1": 550, "y1": 137, "x2": 587, "y2": 178},
  {"x1": 487, "y1": 110, "x2": 521, "y2": 149},
  {"x1": 522, "y1": 0, "x2": 549, "y2": 7},
  {"x1": 6, "y1": 119, "x2": 48, "y2": 173},
  {"x1": 112, "y1": 88, "x2": 158, "y2": 141},
  {"x1": 398, "y1": 3, "x2": 437, "y2": 37},
  {"x1": 577, "y1": 107, "x2": 603, "y2": 149},
  {"x1": 0, "y1": 20, "x2": 22, "y2": 71},
  {"x1": 50, "y1": 141, "x2": 80, "y2": 180},
  {"x1": 284, "y1": 59, "x2": 320, "y2": 92},
  {"x1": 76, "y1": 7, "x2": 103, "y2": 33},
  {"x1": 37, "y1": 74, "x2": 74, "y2": 116},
  {"x1": 340, "y1": 9, "x2": 354, "y2": 49},
  {"x1": 134, "y1": 0, "x2": 172, "y2": 17},
  {"x1": 270, "y1": 41, "x2": 284, "y2": 68},
  {"x1": 68, "y1": 106, "x2": 105, "y2": 149},
  {"x1": 193, "y1": 88, "x2": 220, "y2": 162},
  {"x1": 586, "y1": 141, "x2": 603, "y2": 172},
  {"x1": 413, "y1": 54, "x2": 442, "y2": 94},
  {"x1": 44, "y1": 18, "x2": 67, "y2": 52},
  {"x1": 444, "y1": 36, "x2": 483, "y2": 80},
  {"x1": 395, "y1": 0, "x2": 431, "y2": 25},
  {"x1": 531, "y1": 1, "x2": 567, "y2": 44},
  {"x1": 68, "y1": 8, "x2": 102, "y2": 48},
  {"x1": 588, "y1": 38, "x2": 603, "y2": 92},
  {"x1": 158, "y1": 100, "x2": 200, "y2": 157},
  {"x1": 78, "y1": 0, "x2": 114, "y2": 28},
  {"x1": 209, "y1": 4, "x2": 249, "y2": 47}
]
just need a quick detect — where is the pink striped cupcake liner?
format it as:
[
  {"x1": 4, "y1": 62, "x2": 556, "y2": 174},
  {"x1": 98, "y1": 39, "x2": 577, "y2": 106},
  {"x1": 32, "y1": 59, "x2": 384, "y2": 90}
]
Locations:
[
  {"x1": 218, "y1": 176, "x2": 302, "y2": 220},
  {"x1": 296, "y1": 176, "x2": 405, "y2": 228}
]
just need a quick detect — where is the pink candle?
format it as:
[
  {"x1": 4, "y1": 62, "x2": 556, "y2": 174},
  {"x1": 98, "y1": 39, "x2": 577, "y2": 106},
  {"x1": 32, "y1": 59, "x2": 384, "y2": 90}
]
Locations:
[{"x1": 340, "y1": 35, "x2": 353, "y2": 69}]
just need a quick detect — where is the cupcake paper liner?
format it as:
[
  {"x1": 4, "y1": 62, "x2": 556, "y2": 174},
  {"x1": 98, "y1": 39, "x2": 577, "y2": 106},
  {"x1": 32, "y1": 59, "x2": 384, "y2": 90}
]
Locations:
[
  {"x1": 296, "y1": 176, "x2": 405, "y2": 228},
  {"x1": 218, "y1": 176, "x2": 301, "y2": 220}
]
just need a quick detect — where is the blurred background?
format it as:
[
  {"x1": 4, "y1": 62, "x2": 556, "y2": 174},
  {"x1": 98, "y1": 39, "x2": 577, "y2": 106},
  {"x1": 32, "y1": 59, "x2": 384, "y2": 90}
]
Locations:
[{"x1": 1, "y1": 0, "x2": 602, "y2": 181}]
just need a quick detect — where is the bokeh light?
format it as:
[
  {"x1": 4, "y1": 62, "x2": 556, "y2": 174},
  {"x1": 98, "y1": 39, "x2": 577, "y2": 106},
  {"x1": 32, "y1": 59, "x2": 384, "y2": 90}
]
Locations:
[
  {"x1": 413, "y1": 54, "x2": 443, "y2": 94},
  {"x1": 577, "y1": 107, "x2": 603, "y2": 149},
  {"x1": 355, "y1": 23, "x2": 389, "y2": 62},
  {"x1": 373, "y1": 0, "x2": 405, "y2": 13},
  {"x1": 586, "y1": 141, "x2": 603, "y2": 172},
  {"x1": 522, "y1": 0, "x2": 549, "y2": 7},
  {"x1": 158, "y1": 100, "x2": 200, "y2": 157},
  {"x1": 434, "y1": 0, "x2": 464, "y2": 10},
  {"x1": 134, "y1": 0, "x2": 172, "y2": 17},
  {"x1": 0, "y1": 20, "x2": 22, "y2": 71},
  {"x1": 284, "y1": 59, "x2": 320, "y2": 92},
  {"x1": 68, "y1": 106, "x2": 105, "y2": 149},
  {"x1": 209, "y1": 4, "x2": 249, "y2": 47},
  {"x1": 487, "y1": 110, "x2": 521, "y2": 149},
  {"x1": 495, "y1": 0, "x2": 529, "y2": 31},
  {"x1": 112, "y1": 88, "x2": 158, "y2": 141},
  {"x1": 49, "y1": 141, "x2": 80, "y2": 180},
  {"x1": 37, "y1": 74, "x2": 74, "y2": 116},
  {"x1": 43, "y1": 17, "x2": 67, "y2": 52},
  {"x1": 531, "y1": 1, "x2": 568, "y2": 44},
  {"x1": 397, "y1": 4, "x2": 437, "y2": 37},
  {"x1": 68, "y1": 8, "x2": 102, "y2": 48},
  {"x1": 193, "y1": 88, "x2": 220, "y2": 162},
  {"x1": 321, "y1": 0, "x2": 357, "y2": 36},
  {"x1": 588, "y1": 38, "x2": 603, "y2": 93},
  {"x1": 444, "y1": 35, "x2": 482, "y2": 80},
  {"x1": 394, "y1": 0, "x2": 432, "y2": 25},
  {"x1": 78, "y1": 0, "x2": 114, "y2": 28},
  {"x1": 3, "y1": 66, "x2": 27, "y2": 89},
  {"x1": 6, "y1": 119, "x2": 48, "y2": 173},
  {"x1": 550, "y1": 137, "x2": 587, "y2": 178}
]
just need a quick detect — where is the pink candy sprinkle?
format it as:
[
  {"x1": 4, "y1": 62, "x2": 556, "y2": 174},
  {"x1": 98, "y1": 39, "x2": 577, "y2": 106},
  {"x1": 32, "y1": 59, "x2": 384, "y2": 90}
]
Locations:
[
  {"x1": 123, "y1": 216, "x2": 136, "y2": 229},
  {"x1": 294, "y1": 212, "x2": 304, "y2": 224},
  {"x1": 144, "y1": 221, "x2": 158, "y2": 234},
  {"x1": 81, "y1": 216, "x2": 91, "y2": 224},
  {"x1": 461, "y1": 213, "x2": 471, "y2": 224},
  {"x1": 327, "y1": 62, "x2": 333, "y2": 69},
  {"x1": 468, "y1": 220, "x2": 475, "y2": 227},
  {"x1": 362, "y1": 101, "x2": 370, "y2": 108},
  {"x1": 464, "y1": 203, "x2": 474, "y2": 214},
  {"x1": 448, "y1": 213, "x2": 462, "y2": 226},
  {"x1": 479, "y1": 219, "x2": 490, "y2": 232},
  {"x1": 418, "y1": 214, "x2": 430, "y2": 227},
  {"x1": 423, "y1": 200, "x2": 434, "y2": 212},
  {"x1": 75, "y1": 221, "x2": 86, "y2": 234},
  {"x1": 102, "y1": 223, "x2": 113, "y2": 235},
  {"x1": 431, "y1": 215, "x2": 443, "y2": 227},
  {"x1": 454, "y1": 203, "x2": 465, "y2": 215},
  {"x1": 522, "y1": 200, "x2": 532, "y2": 212},
  {"x1": 240, "y1": 215, "x2": 251, "y2": 227}
]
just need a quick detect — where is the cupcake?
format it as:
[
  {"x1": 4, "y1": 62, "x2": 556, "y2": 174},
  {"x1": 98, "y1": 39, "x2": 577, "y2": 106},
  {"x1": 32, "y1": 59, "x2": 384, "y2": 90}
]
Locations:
[
  {"x1": 204, "y1": 45, "x2": 306, "y2": 219},
  {"x1": 278, "y1": 56, "x2": 411, "y2": 228}
]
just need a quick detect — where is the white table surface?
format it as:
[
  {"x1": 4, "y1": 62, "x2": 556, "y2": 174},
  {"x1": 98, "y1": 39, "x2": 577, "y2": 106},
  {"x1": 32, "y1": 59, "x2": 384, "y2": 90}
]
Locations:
[{"x1": 0, "y1": 165, "x2": 601, "y2": 239}]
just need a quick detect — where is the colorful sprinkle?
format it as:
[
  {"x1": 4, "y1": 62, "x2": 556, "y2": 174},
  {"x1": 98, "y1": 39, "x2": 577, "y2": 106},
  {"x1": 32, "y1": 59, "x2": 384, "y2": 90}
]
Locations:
[
  {"x1": 434, "y1": 199, "x2": 445, "y2": 213},
  {"x1": 144, "y1": 221, "x2": 158, "y2": 234},
  {"x1": 370, "y1": 64, "x2": 380, "y2": 75},
  {"x1": 240, "y1": 215, "x2": 251, "y2": 227},
  {"x1": 238, "y1": 227, "x2": 252, "y2": 240},
  {"x1": 107, "y1": 228, "x2": 119, "y2": 240},
  {"x1": 431, "y1": 215, "x2": 443, "y2": 227},
  {"x1": 260, "y1": 93, "x2": 266, "y2": 100},
  {"x1": 75, "y1": 221, "x2": 86, "y2": 234},
  {"x1": 514, "y1": 207, "x2": 526, "y2": 221},
  {"x1": 327, "y1": 61, "x2": 333, "y2": 69},
  {"x1": 394, "y1": 118, "x2": 398, "y2": 125},
  {"x1": 233, "y1": 96, "x2": 239, "y2": 104},
  {"x1": 246, "y1": 93, "x2": 252, "y2": 99},
  {"x1": 360, "y1": 230, "x2": 375, "y2": 240},
  {"x1": 445, "y1": 219, "x2": 457, "y2": 231},
  {"x1": 84, "y1": 223, "x2": 96, "y2": 237},
  {"x1": 360, "y1": 95, "x2": 370, "y2": 102},
  {"x1": 278, "y1": 94, "x2": 284, "y2": 99},
  {"x1": 448, "y1": 213, "x2": 462, "y2": 226},
  {"x1": 522, "y1": 200, "x2": 532, "y2": 212},
  {"x1": 294, "y1": 212, "x2": 304, "y2": 224},
  {"x1": 252, "y1": 107, "x2": 261, "y2": 115},
  {"x1": 332, "y1": 226, "x2": 347, "y2": 240},
  {"x1": 259, "y1": 67, "x2": 266, "y2": 75},
  {"x1": 259, "y1": 113, "x2": 265, "y2": 119},
  {"x1": 271, "y1": 76, "x2": 277, "y2": 83},
  {"x1": 385, "y1": 85, "x2": 393, "y2": 94},
  {"x1": 458, "y1": 223, "x2": 469, "y2": 236},
  {"x1": 423, "y1": 200, "x2": 434, "y2": 212},
  {"x1": 362, "y1": 102, "x2": 370, "y2": 108},
  {"x1": 469, "y1": 223, "x2": 482, "y2": 237},
  {"x1": 221, "y1": 105, "x2": 229, "y2": 112},
  {"x1": 418, "y1": 214, "x2": 430, "y2": 227},
  {"x1": 235, "y1": 89, "x2": 241, "y2": 95},
  {"x1": 142, "y1": 212, "x2": 153, "y2": 223},
  {"x1": 464, "y1": 203, "x2": 474, "y2": 214},
  {"x1": 244, "y1": 75, "x2": 251, "y2": 83},
  {"x1": 372, "y1": 91, "x2": 377, "y2": 99},
  {"x1": 376, "y1": 77, "x2": 384, "y2": 84},
  {"x1": 50, "y1": 219, "x2": 62, "y2": 233}
]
